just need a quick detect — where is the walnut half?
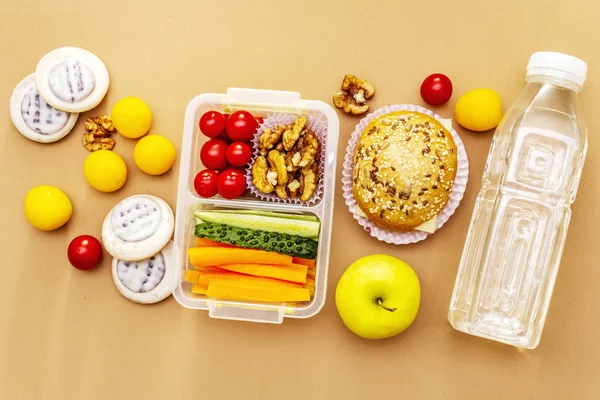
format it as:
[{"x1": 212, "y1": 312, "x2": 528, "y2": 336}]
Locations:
[
  {"x1": 252, "y1": 156, "x2": 274, "y2": 194},
  {"x1": 300, "y1": 164, "x2": 318, "y2": 202},
  {"x1": 82, "y1": 115, "x2": 116, "y2": 151},
  {"x1": 333, "y1": 74, "x2": 375, "y2": 116}
]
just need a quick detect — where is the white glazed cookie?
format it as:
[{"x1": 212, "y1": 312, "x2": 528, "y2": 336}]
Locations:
[
  {"x1": 35, "y1": 47, "x2": 110, "y2": 113},
  {"x1": 9, "y1": 74, "x2": 78, "y2": 143},
  {"x1": 102, "y1": 194, "x2": 174, "y2": 261},
  {"x1": 112, "y1": 241, "x2": 176, "y2": 304}
]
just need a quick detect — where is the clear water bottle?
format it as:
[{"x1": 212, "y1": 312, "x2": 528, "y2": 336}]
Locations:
[{"x1": 448, "y1": 52, "x2": 588, "y2": 349}]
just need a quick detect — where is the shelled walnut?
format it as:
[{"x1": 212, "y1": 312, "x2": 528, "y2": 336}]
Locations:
[
  {"x1": 333, "y1": 74, "x2": 375, "y2": 116},
  {"x1": 252, "y1": 116, "x2": 321, "y2": 202},
  {"x1": 82, "y1": 115, "x2": 116, "y2": 151}
]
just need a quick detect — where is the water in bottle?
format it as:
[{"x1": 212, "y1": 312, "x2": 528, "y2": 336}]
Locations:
[{"x1": 448, "y1": 52, "x2": 588, "y2": 349}]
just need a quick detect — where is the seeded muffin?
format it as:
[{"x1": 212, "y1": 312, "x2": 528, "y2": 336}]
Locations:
[{"x1": 352, "y1": 110, "x2": 458, "y2": 231}]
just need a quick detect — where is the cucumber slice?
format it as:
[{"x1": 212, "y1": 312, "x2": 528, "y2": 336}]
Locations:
[
  {"x1": 194, "y1": 222, "x2": 318, "y2": 259},
  {"x1": 194, "y1": 211, "x2": 320, "y2": 238},
  {"x1": 209, "y1": 209, "x2": 318, "y2": 222}
]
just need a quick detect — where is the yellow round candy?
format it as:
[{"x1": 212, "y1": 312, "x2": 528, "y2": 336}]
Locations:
[
  {"x1": 133, "y1": 135, "x2": 177, "y2": 175},
  {"x1": 84, "y1": 150, "x2": 127, "y2": 192},
  {"x1": 454, "y1": 88, "x2": 503, "y2": 132},
  {"x1": 24, "y1": 185, "x2": 72, "y2": 230},
  {"x1": 111, "y1": 97, "x2": 152, "y2": 139}
]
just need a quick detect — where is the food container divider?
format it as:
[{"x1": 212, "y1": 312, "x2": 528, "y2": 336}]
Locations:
[{"x1": 173, "y1": 88, "x2": 339, "y2": 323}]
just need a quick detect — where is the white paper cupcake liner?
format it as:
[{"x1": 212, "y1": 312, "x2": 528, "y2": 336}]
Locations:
[
  {"x1": 341, "y1": 104, "x2": 469, "y2": 245},
  {"x1": 246, "y1": 112, "x2": 327, "y2": 205}
]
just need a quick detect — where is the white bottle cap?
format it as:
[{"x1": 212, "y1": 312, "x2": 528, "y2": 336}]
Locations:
[{"x1": 526, "y1": 51, "x2": 587, "y2": 90}]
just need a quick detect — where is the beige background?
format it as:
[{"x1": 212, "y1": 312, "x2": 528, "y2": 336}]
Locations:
[{"x1": 1, "y1": 0, "x2": 600, "y2": 399}]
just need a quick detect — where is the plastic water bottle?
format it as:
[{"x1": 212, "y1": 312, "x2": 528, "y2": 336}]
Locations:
[{"x1": 448, "y1": 52, "x2": 588, "y2": 349}]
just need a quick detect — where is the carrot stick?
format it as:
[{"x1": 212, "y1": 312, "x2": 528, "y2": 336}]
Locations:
[
  {"x1": 192, "y1": 265, "x2": 229, "y2": 274},
  {"x1": 191, "y1": 285, "x2": 208, "y2": 295},
  {"x1": 206, "y1": 281, "x2": 310, "y2": 302},
  {"x1": 293, "y1": 257, "x2": 316, "y2": 268},
  {"x1": 198, "y1": 272, "x2": 302, "y2": 289},
  {"x1": 188, "y1": 247, "x2": 292, "y2": 269},
  {"x1": 212, "y1": 263, "x2": 307, "y2": 284},
  {"x1": 195, "y1": 238, "x2": 241, "y2": 249},
  {"x1": 185, "y1": 270, "x2": 201, "y2": 284}
]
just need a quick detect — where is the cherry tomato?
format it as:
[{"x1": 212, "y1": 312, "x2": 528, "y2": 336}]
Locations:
[
  {"x1": 217, "y1": 168, "x2": 247, "y2": 199},
  {"x1": 420, "y1": 73, "x2": 453, "y2": 106},
  {"x1": 199, "y1": 111, "x2": 226, "y2": 138},
  {"x1": 226, "y1": 110, "x2": 258, "y2": 142},
  {"x1": 194, "y1": 169, "x2": 218, "y2": 198},
  {"x1": 200, "y1": 139, "x2": 229, "y2": 170},
  {"x1": 256, "y1": 117, "x2": 264, "y2": 125},
  {"x1": 67, "y1": 235, "x2": 103, "y2": 270},
  {"x1": 226, "y1": 142, "x2": 253, "y2": 167}
]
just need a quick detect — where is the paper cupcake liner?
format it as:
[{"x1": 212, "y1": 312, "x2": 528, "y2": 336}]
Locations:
[
  {"x1": 341, "y1": 104, "x2": 469, "y2": 245},
  {"x1": 246, "y1": 111, "x2": 327, "y2": 205}
]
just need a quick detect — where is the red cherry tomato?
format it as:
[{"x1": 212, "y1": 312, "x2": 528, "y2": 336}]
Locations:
[
  {"x1": 226, "y1": 110, "x2": 258, "y2": 142},
  {"x1": 194, "y1": 169, "x2": 218, "y2": 198},
  {"x1": 67, "y1": 235, "x2": 103, "y2": 270},
  {"x1": 226, "y1": 142, "x2": 253, "y2": 167},
  {"x1": 420, "y1": 73, "x2": 453, "y2": 106},
  {"x1": 217, "y1": 168, "x2": 247, "y2": 199},
  {"x1": 256, "y1": 117, "x2": 264, "y2": 125},
  {"x1": 199, "y1": 111, "x2": 226, "y2": 138},
  {"x1": 200, "y1": 139, "x2": 229, "y2": 170}
]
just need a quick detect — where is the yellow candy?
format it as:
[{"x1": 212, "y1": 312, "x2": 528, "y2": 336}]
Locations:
[
  {"x1": 84, "y1": 150, "x2": 127, "y2": 192},
  {"x1": 111, "y1": 97, "x2": 152, "y2": 139},
  {"x1": 133, "y1": 135, "x2": 177, "y2": 175},
  {"x1": 24, "y1": 185, "x2": 72, "y2": 230},
  {"x1": 454, "y1": 88, "x2": 503, "y2": 132}
]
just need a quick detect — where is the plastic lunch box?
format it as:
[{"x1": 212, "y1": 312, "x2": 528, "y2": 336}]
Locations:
[{"x1": 173, "y1": 88, "x2": 340, "y2": 323}]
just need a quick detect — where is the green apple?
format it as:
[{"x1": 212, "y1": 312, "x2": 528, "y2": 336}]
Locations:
[{"x1": 335, "y1": 254, "x2": 420, "y2": 339}]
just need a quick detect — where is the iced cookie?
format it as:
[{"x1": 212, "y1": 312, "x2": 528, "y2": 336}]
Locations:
[
  {"x1": 10, "y1": 74, "x2": 78, "y2": 143},
  {"x1": 112, "y1": 241, "x2": 176, "y2": 304},
  {"x1": 102, "y1": 194, "x2": 174, "y2": 261},
  {"x1": 35, "y1": 47, "x2": 109, "y2": 113}
]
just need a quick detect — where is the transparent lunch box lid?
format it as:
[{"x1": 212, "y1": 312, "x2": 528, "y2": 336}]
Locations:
[{"x1": 173, "y1": 88, "x2": 340, "y2": 323}]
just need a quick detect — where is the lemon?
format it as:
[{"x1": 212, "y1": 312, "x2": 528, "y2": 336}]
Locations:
[
  {"x1": 24, "y1": 185, "x2": 72, "y2": 230},
  {"x1": 454, "y1": 88, "x2": 503, "y2": 132},
  {"x1": 84, "y1": 150, "x2": 127, "y2": 192},
  {"x1": 111, "y1": 97, "x2": 152, "y2": 139},
  {"x1": 133, "y1": 135, "x2": 177, "y2": 175}
]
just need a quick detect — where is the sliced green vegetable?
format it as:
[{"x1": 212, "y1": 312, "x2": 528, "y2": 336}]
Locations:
[
  {"x1": 205, "y1": 209, "x2": 318, "y2": 222},
  {"x1": 194, "y1": 222, "x2": 318, "y2": 259},
  {"x1": 194, "y1": 211, "x2": 320, "y2": 239}
]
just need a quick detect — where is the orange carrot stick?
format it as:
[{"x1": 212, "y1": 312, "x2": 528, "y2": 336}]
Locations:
[
  {"x1": 191, "y1": 285, "x2": 208, "y2": 295},
  {"x1": 198, "y1": 272, "x2": 302, "y2": 289},
  {"x1": 293, "y1": 257, "x2": 316, "y2": 268},
  {"x1": 188, "y1": 247, "x2": 292, "y2": 269},
  {"x1": 185, "y1": 270, "x2": 201, "y2": 284},
  {"x1": 195, "y1": 238, "x2": 241, "y2": 249},
  {"x1": 211, "y1": 263, "x2": 307, "y2": 284},
  {"x1": 206, "y1": 281, "x2": 310, "y2": 302},
  {"x1": 192, "y1": 265, "x2": 230, "y2": 274}
]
